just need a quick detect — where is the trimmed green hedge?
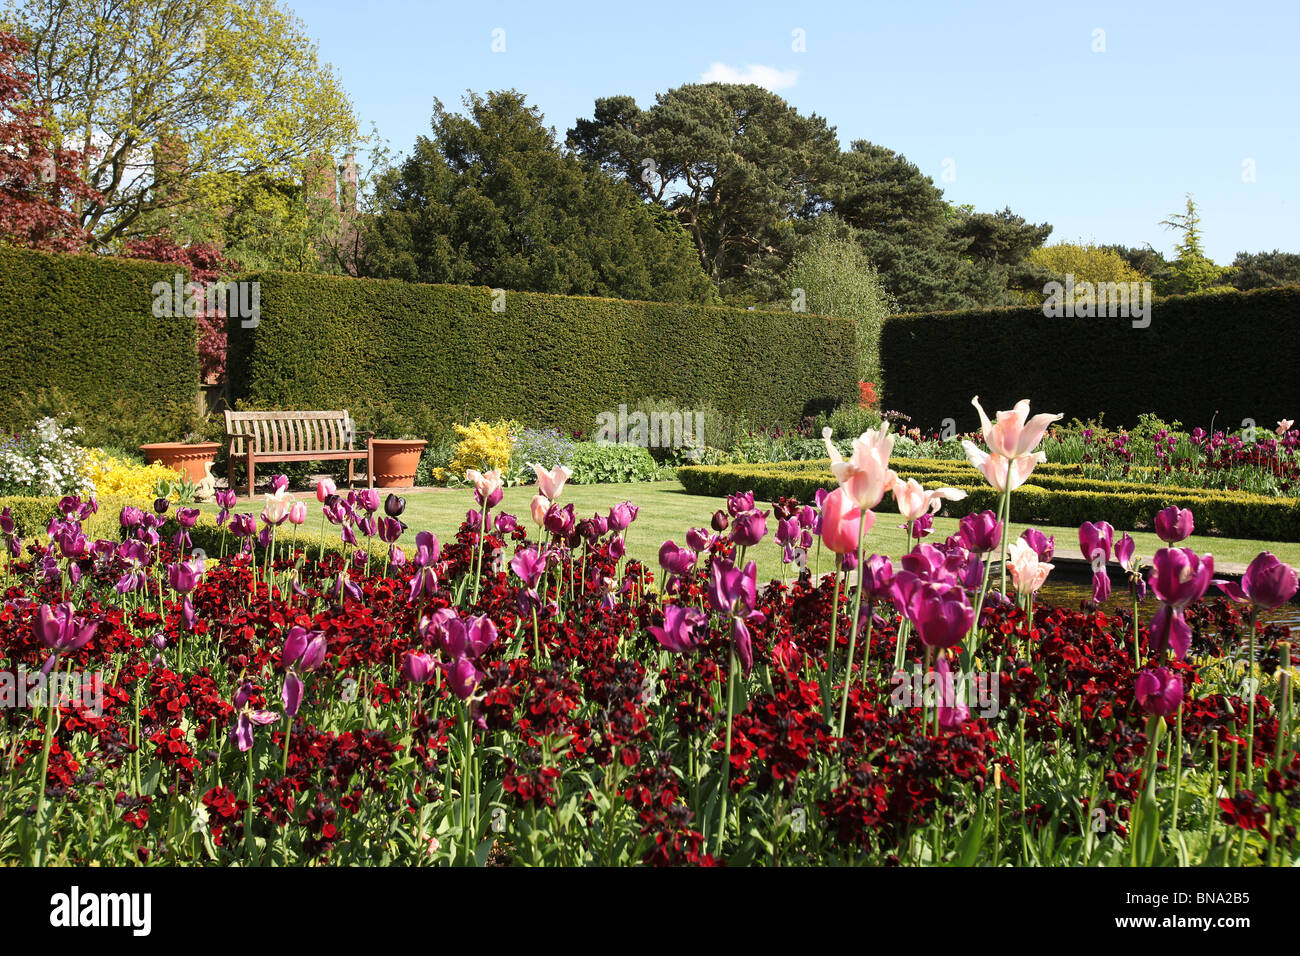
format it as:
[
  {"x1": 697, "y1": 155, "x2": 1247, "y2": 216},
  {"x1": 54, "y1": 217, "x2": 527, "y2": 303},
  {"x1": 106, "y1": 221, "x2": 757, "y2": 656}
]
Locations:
[
  {"x1": 881, "y1": 286, "x2": 1300, "y2": 429},
  {"x1": 0, "y1": 247, "x2": 198, "y2": 432},
  {"x1": 676, "y1": 461, "x2": 1300, "y2": 541},
  {"x1": 227, "y1": 272, "x2": 858, "y2": 433}
]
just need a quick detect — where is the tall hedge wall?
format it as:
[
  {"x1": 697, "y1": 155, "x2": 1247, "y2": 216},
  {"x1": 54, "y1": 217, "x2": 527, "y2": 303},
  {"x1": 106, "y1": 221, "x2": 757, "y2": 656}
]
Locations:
[
  {"x1": 881, "y1": 286, "x2": 1300, "y2": 430},
  {"x1": 0, "y1": 246, "x2": 198, "y2": 430},
  {"x1": 227, "y1": 273, "x2": 859, "y2": 431}
]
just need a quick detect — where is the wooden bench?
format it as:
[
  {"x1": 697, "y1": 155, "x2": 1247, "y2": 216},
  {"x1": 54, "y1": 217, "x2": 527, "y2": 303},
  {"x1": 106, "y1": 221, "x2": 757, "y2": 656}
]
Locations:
[{"x1": 224, "y1": 410, "x2": 373, "y2": 497}]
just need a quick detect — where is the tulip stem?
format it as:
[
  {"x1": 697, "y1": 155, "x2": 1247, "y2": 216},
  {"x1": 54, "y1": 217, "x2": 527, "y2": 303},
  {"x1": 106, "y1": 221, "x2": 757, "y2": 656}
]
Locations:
[
  {"x1": 837, "y1": 520, "x2": 868, "y2": 738},
  {"x1": 714, "y1": 648, "x2": 738, "y2": 858},
  {"x1": 824, "y1": 569, "x2": 842, "y2": 720},
  {"x1": 998, "y1": 459, "x2": 1013, "y2": 595},
  {"x1": 1246, "y1": 606, "x2": 1258, "y2": 790},
  {"x1": 30, "y1": 693, "x2": 57, "y2": 866}
]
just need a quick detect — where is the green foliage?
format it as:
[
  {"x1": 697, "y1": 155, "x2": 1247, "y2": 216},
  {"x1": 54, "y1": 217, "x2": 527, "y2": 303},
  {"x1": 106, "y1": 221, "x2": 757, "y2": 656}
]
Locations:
[
  {"x1": 227, "y1": 271, "x2": 858, "y2": 435},
  {"x1": 786, "y1": 220, "x2": 892, "y2": 386},
  {"x1": 1226, "y1": 250, "x2": 1300, "y2": 291},
  {"x1": 567, "y1": 442, "x2": 660, "y2": 485},
  {"x1": 677, "y1": 459, "x2": 1300, "y2": 540},
  {"x1": 623, "y1": 396, "x2": 742, "y2": 463},
  {"x1": 880, "y1": 286, "x2": 1300, "y2": 429},
  {"x1": 1158, "y1": 195, "x2": 1228, "y2": 295},
  {"x1": 361, "y1": 91, "x2": 714, "y2": 304},
  {"x1": 568, "y1": 83, "x2": 844, "y2": 301},
  {"x1": 1026, "y1": 242, "x2": 1147, "y2": 304},
  {"x1": 0, "y1": 247, "x2": 200, "y2": 444},
  {"x1": 10, "y1": 0, "x2": 359, "y2": 247},
  {"x1": 812, "y1": 403, "x2": 883, "y2": 440}
]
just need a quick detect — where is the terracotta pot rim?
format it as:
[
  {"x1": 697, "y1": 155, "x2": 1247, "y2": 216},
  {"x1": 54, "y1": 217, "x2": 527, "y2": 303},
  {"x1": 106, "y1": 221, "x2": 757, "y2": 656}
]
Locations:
[
  {"x1": 369, "y1": 438, "x2": 428, "y2": 446},
  {"x1": 139, "y1": 442, "x2": 221, "y2": 452}
]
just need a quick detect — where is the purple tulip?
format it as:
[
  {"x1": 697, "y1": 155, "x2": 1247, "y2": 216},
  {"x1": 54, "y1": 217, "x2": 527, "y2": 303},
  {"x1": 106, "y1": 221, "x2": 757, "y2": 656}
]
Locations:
[
  {"x1": 1079, "y1": 521, "x2": 1115, "y2": 604},
  {"x1": 957, "y1": 511, "x2": 1002, "y2": 554},
  {"x1": 711, "y1": 510, "x2": 729, "y2": 533},
  {"x1": 607, "y1": 501, "x2": 638, "y2": 531},
  {"x1": 1134, "y1": 667, "x2": 1183, "y2": 716},
  {"x1": 649, "y1": 603, "x2": 709, "y2": 653},
  {"x1": 282, "y1": 671, "x2": 304, "y2": 717},
  {"x1": 34, "y1": 603, "x2": 97, "y2": 674},
  {"x1": 1149, "y1": 547, "x2": 1214, "y2": 609},
  {"x1": 119, "y1": 506, "x2": 143, "y2": 530},
  {"x1": 377, "y1": 516, "x2": 403, "y2": 544},
  {"x1": 444, "y1": 657, "x2": 484, "y2": 701},
  {"x1": 708, "y1": 557, "x2": 758, "y2": 616},
  {"x1": 657, "y1": 540, "x2": 697, "y2": 577},
  {"x1": 903, "y1": 582, "x2": 974, "y2": 649},
  {"x1": 935, "y1": 655, "x2": 970, "y2": 730},
  {"x1": 269, "y1": 474, "x2": 289, "y2": 493},
  {"x1": 860, "y1": 553, "x2": 895, "y2": 603},
  {"x1": 1019, "y1": 528, "x2": 1055, "y2": 562},
  {"x1": 730, "y1": 510, "x2": 769, "y2": 547},
  {"x1": 1217, "y1": 552, "x2": 1299, "y2": 611},
  {"x1": 510, "y1": 546, "x2": 547, "y2": 589},
  {"x1": 355, "y1": 489, "x2": 381, "y2": 513},
  {"x1": 686, "y1": 527, "x2": 714, "y2": 552},
  {"x1": 401, "y1": 651, "x2": 436, "y2": 684},
  {"x1": 726, "y1": 492, "x2": 754, "y2": 517},
  {"x1": 495, "y1": 513, "x2": 518, "y2": 534},
  {"x1": 544, "y1": 503, "x2": 576, "y2": 537},
  {"x1": 167, "y1": 557, "x2": 205, "y2": 594},
  {"x1": 0, "y1": 506, "x2": 13, "y2": 535},
  {"x1": 1154, "y1": 506, "x2": 1194, "y2": 545},
  {"x1": 384, "y1": 494, "x2": 406, "y2": 518},
  {"x1": 283, "y1": 626, "x2": 327, "y2": 671}
]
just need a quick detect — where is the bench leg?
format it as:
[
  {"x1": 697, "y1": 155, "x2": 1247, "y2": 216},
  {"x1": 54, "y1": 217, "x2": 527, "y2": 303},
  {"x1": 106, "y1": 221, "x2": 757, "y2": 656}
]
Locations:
[
  {"x1": 347, "y1": 457, "x2": 354, "y2": 490},
  {"x1": 227, "y1": 454, "x2": 235, "y2": 496},
  {"x1": 247, "y1": 452, "x2": 256, "y2": 499},
  {"x1": 367, "y1": 444, "x2": 374, "y2": 490}
]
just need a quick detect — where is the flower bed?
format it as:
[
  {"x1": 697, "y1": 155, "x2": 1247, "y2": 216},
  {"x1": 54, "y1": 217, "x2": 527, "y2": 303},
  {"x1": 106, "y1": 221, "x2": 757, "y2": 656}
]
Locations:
[{"x1": 0, "y1": 408, "x2": 1296, "y2": 867}]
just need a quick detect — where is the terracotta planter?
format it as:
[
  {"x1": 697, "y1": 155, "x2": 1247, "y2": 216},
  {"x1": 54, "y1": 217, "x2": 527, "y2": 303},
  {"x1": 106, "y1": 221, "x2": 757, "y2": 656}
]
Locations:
[
  {"x1": 139, "y1": 442, "x2": 220, "y2": 484},
  {"x1": 370, "y1": 439, "x2": 427, "y2": 488}
]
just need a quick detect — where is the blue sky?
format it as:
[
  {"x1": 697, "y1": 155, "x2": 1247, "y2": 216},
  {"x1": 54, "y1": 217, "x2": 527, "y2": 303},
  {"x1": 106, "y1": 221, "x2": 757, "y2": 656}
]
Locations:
[{"x1": 292, "y1": 0, "x2": 1298, "y2": 263}]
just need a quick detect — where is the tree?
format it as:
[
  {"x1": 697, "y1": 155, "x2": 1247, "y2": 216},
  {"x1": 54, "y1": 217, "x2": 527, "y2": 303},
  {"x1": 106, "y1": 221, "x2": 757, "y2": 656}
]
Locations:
[
  {"x1": 833, "y1": 141, "x2": 1007, "y2": 311},
  {"x1": 568, "y1": 83, "x2": 843, "y2": 300},
  {"x1": 0, "y1": 29, "x2": 99, "y2": 250},
  {"x1": 1100, "y1": 243, "x2": 1173, "y2": 286},
  {"x1": 1225, "y1": 250, "x2": 1300, "y2": 291},
  {"x1": 361, "y1": 91, "x2": 713, "y2": 303},
  {"x1": 1026, "y1": 242, "x2": 1146, "y2": 303},
  {"x1": 122, "y1": 236, "x2": 237, "y2": 382},
  {"x1": 6, "y1": 0, "x2": 358, "y2": 247},
  {"x1": 1158, "y1": 194, "x2": 1226, "y2": 295},
  {"x1": 786, "y1": 218, "x2": 894, "y2": 387}
]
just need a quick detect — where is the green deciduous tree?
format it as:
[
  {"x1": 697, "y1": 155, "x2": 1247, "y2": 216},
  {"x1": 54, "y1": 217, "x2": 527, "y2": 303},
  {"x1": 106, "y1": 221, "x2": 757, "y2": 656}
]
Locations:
[
  {"x1": 785, "y1": 218, "x2": 894, "y2": 387},
  {"x1": 6, "y1": 0, "x2": 359, "y2": 246},
  {"x1": 361, "y1": 90, "x2": 713, "y2": 303}
]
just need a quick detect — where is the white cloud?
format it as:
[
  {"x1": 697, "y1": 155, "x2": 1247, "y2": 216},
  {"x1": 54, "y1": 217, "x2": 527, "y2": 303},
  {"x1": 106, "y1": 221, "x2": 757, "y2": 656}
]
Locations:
[{"x1": 699, "y1": 62, "x2": 798, "y2": 91}]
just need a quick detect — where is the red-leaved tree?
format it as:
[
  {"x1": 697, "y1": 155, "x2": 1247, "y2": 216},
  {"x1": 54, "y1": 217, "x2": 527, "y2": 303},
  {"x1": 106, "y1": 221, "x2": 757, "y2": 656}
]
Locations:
[
  {"x1": 0, "y1": 30, "x2": 101, "y2": 250},
  {"x1": 123, "y1": 236, "x2": 240, "y2": 381}
]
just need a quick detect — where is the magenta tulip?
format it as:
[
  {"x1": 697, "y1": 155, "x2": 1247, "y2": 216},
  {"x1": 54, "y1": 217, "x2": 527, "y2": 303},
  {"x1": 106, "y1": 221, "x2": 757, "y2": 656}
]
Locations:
[{"x1": 1154, "y1": 506, "x2": 1194, "y2": 545}]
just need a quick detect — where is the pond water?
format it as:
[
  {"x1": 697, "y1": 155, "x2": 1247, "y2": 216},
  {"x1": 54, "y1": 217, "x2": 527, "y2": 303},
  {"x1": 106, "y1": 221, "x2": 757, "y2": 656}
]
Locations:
[{"x1": 1035, "y1": 578, "x2": 1300, "y2": 629}]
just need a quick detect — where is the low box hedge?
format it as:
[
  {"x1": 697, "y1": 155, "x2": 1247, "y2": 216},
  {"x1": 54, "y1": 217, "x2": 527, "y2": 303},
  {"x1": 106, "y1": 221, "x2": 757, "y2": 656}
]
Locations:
[{"x1": 676, "y1": 463, "x2": 1300, "y2": 541}]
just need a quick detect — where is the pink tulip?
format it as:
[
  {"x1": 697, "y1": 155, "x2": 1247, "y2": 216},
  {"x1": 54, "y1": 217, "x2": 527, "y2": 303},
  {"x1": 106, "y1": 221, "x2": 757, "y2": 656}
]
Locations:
[
  {"x1": 466, "y1": 468, "x2": 504, "y2": 502},
  {"x1": 288, "y1": 501, "x2": 308, "y2": 525},
  {"x1": 1007, "y1": 539, "x2": 1053, "y2": 594},
  {"x1": 935, "y1": 655, "x2": 970, "y2": 730},
  {"x1": 970, "y1": 396, "x2": 1063, "y2": 460},
  {"x1": 961, "y1": 442, "x2": 1042, "y2": 492},
  {"x1": 315, "y1": 478, "x2": 336, "y2": 503},
  {"x1": 821, "y1": 425, "x2": 897, "y2": 510},
  {"x1": 530, "y1": 494, "x2": 550, "y2": 527},
  {"x1": 530, "y1": 462, "x2": 573, "y2": 500},
  {"x1": 891, "y1": 475, "x2": 967, "y2": 522},
  {"x1": 820, "y1": 487, "x2": 875, "y2": 555}
]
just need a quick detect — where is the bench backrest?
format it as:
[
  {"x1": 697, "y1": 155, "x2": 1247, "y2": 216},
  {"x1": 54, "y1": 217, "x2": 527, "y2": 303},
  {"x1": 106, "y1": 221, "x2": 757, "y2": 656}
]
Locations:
[{"x1": 224, "y1": 410, "x2": 356, "y2": 455}]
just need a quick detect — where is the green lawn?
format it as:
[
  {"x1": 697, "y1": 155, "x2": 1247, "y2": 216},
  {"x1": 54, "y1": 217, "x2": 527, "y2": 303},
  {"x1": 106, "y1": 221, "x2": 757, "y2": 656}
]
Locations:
[{"x1": 213, "y1": 479, "x2": 1300, "y2": 579}]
